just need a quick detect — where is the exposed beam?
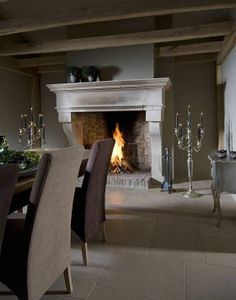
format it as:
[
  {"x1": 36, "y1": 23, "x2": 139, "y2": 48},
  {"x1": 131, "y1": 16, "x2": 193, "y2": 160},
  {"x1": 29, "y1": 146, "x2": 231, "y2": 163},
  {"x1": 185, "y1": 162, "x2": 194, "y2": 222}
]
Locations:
[
  {"x1": 174, "y1": 53, "x2": 217, "y2": 63},
  {"x1": 0, "y1": 56, "x2": 34, "y2": 76},
  {"x1": 159, "y1": 41, "x2": 223, "y2": 57},
  {"x1": 17, "y1": 55, "x2": 66, "y2": 68},
  {"x1": 217, "y1": 26, "x2": 236, "y2": 64},
  {"x1": 0, "y1": 22, "x2": 232, "y2": 56},
  {"x1": 0, "y1": 0, "x2": 235, "y2": 36}
]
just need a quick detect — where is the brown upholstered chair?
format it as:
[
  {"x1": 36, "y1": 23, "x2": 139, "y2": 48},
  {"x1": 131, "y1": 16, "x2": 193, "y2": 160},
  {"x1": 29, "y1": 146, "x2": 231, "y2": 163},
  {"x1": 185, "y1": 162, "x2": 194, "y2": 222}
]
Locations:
[
  {"x1": 0, "y1": 164, "x2": 19, "y2": 253},
  {"x1": 71, "y1": 138, "x2": 114, "y2": 266},
  {"x1": 0, "y1": 145, "x2": 84, "y2": 300}
]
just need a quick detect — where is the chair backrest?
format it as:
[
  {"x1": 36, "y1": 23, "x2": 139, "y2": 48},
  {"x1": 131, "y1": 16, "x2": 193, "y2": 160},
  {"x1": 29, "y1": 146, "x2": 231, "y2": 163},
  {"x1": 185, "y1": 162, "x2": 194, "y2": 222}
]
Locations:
[
  {"x1": 25, "y1": 145, "x2": 84, "y2": 300},
  {"x1": 82, "y1": 138, "x2": 114, "y2": 241},
  {"x1": 0, "y1": 164, "x2": 18, "y2": 253}
]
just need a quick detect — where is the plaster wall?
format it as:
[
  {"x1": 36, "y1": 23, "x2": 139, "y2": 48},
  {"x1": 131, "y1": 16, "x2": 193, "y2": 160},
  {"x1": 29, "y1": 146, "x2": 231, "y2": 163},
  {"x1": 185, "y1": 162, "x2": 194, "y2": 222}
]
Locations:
[
  {"x1": 0, "y1": 70, "x2": 31, "y2": 150},
  {"x1": 41, "y1": 72, "x2": 68, "y2": 148},
  {"x1": 155, "y1": 58, "x2": 217, "y2": 181}
]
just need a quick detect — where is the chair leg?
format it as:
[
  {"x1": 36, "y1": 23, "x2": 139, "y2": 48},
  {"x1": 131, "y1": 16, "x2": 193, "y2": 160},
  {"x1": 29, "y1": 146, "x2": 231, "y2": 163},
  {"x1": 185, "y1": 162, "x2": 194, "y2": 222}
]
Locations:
[
  {"x1": 64, "y1": 265, "x2": 73, "y2": 294},
  {"x1": 81, "y1": 241, "x2": 88, "y2": 266},
  {"x1": 215, "y1": 192, "x2": 222, "y2": 228}
]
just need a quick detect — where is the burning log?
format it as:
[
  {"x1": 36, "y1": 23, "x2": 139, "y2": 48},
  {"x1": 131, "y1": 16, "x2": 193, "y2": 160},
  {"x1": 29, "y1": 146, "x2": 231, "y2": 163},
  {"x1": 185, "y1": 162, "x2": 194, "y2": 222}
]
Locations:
[{"x1": 110, "y1": 123, "x2": 134, "y2": 173}]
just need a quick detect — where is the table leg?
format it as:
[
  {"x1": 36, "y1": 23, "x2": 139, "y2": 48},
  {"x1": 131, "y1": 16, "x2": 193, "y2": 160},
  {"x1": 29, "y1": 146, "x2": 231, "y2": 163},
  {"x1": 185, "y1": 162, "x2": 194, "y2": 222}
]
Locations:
[
  {"x1": 215, "y1": 192, "x2": 222, "y2": 227},
  {"x1": 211, "y1": 183, "x2": 217, "y2": 213}
]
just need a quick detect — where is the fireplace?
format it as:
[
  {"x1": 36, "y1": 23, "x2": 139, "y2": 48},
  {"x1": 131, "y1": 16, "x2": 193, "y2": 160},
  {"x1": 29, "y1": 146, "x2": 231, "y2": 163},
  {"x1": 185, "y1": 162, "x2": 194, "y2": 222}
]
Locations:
[{"x1": 47, "y1": 78, "x2": 172, "y2": 186}]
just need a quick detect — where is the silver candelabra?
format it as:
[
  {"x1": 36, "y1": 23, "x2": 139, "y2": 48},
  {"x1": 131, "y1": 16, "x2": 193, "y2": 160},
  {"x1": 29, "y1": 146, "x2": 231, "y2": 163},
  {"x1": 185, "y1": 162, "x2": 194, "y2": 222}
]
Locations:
[
  {"x1": 19, "y1": 107, "x2": 45, "y2": 149},
  {"x1": 174, "y1": 106, "x2": 205, "y2": 198}
]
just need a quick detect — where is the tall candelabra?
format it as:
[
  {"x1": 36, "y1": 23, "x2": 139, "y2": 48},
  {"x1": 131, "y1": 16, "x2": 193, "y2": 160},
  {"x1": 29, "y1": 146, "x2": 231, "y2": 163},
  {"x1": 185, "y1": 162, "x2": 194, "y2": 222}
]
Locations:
[
  {"x1": 19, "y1": 107, "x2": 45, "y2": 149},
  {"x1": 174, "y1": 106, "x2": 205, "y2": 198}
]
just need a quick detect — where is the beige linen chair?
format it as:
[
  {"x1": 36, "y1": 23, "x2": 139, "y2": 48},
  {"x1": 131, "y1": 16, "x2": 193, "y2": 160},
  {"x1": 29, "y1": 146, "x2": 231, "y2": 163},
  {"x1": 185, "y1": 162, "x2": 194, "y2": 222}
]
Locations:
[
  {"x1": 71, "y1": 138, "x2": 114, "y2": 265},
  {"x1": 0, "y1": 164, "x2": 18, "y2": 253},
  {"x1": 0, "y1": 145, "x2": 84, "y2": 300}
]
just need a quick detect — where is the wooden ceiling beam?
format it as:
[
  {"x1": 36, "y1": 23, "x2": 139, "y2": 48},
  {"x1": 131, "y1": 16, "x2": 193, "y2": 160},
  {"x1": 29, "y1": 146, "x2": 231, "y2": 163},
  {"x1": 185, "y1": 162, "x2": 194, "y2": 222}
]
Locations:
[
  {"x1": 159, "y1": 41, "x2": 223, "y2": 57},
  {"x1": 0, "y1": 57, "x2": 35, "y2": 76},
  {"x1": 0, "y1": 21, "x2": 232, "y2": 56},
  {"x1": 17, "y1": 55, "x2": 66, "y2": 68},
  {"x1": 0, "y1": 0, "x2": 235, "y2": 36},
  {"x1": 174, "y1": 53, "x2": 218, "y2": 64},
  {"x1": 217, "y1": 26, "x2": 236, "y2": 64}
]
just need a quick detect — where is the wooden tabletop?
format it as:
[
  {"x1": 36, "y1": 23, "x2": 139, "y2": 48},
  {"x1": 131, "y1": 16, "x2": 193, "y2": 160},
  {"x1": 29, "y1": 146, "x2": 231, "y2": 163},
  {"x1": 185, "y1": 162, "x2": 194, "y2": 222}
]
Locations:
[{"x1": 14, "y1": 177, "x2": 35, "y2": 194}]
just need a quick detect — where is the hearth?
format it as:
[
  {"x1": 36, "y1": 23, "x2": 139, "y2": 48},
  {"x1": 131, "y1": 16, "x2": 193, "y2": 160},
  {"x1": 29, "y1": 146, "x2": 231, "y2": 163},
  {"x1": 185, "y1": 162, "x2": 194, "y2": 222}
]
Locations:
[{"x1": 47, "y1": 78, "x2": 172, "y2": 185}]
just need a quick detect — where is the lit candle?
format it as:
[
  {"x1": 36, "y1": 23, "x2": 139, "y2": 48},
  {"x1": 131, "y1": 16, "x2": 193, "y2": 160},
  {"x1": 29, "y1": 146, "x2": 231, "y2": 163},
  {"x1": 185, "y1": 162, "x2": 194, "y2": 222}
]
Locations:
[
  {"x1": 30, "y1": 107, "x2": 33, "y2": 122},
  {"x1": 42, "y1": 124, "x2": 45, "y2": 141},
  {"x1": 200, "y1": 112, "x2": 204, "y2": 128},
  {"x1": 39, "y1": 114, "x2": 43, "y2": 128},
  {"x1": 176, "y1": 113, "x2": 179, "y2": 129},
  {"x1": 178, "y1": 123, "x2": 183, "y2": 138}
]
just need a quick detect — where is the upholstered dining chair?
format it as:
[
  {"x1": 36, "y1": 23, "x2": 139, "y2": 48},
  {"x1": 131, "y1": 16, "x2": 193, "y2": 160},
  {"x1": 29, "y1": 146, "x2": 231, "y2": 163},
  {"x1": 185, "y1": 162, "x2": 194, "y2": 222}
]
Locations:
[
  {"x1": 0, "y1": 164, "x2": 18, "y2": 254},
  {"x1": 0, "y1": 145, "x2": 84, "y2": 300},
  {"x1": 71, "y1": 138, "x2": 114, "y2": 266}
]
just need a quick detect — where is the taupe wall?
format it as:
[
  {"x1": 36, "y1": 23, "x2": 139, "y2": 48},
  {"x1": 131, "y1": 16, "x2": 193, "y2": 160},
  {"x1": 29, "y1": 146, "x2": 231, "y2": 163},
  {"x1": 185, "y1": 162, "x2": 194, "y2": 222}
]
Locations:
[
  {"x1": 174, "y1": 62, "x2": 217, "y2": 180},
  {"x1": 155, "y1": 58, "x2": 217, "y2": 181},
  {"x1": 67, "y1": 18, "x2": 155, "y2": 81},
  {"x1": 0, "y1": 70, "x2": 31, "y2": 150},
  {"x1": 41, "y1": 72, "x2": 68, "y2": 148},
  {"x1": 67, "y1": 45, "x2": 154, "y2": 81}
]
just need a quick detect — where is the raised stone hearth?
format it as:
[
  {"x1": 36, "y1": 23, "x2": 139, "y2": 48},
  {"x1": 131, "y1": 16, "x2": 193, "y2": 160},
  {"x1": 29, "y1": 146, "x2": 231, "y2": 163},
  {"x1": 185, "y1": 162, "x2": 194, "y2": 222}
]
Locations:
[{"x1": 47, "y1": 78, "x2": 172, "y2": 183}]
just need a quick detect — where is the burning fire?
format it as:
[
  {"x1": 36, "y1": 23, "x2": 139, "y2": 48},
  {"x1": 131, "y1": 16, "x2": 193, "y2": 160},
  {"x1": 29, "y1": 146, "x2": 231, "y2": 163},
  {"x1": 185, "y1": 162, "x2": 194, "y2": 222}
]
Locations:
[
  {"x1": 110, "y1": 123, "x2": 133, "y2": 173},
  {"x1": 111, "y1": 123, "x2": 125, "y2": 166}
]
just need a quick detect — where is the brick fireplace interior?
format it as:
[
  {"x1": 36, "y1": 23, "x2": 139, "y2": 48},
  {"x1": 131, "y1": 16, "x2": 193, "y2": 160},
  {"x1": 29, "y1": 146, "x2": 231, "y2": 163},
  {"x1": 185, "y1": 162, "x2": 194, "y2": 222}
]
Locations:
[{"x1": 72, "y1": 111, "x2": 151, "y2": 172}]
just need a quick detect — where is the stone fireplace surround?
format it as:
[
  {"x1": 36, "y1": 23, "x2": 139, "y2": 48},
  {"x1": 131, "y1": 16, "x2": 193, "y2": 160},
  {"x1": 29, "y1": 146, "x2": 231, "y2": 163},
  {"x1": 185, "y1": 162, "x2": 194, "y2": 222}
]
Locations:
[{"x1": 47, "y1": 78, "x2": 171, "y2": 183}]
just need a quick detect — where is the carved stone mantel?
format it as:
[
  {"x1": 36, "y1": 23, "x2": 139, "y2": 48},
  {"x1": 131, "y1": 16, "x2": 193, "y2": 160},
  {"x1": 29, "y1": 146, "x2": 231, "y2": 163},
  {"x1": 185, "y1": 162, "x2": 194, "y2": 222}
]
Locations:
[{"x1": 47, "y1": 78, "x2": 171, "y2": 182}]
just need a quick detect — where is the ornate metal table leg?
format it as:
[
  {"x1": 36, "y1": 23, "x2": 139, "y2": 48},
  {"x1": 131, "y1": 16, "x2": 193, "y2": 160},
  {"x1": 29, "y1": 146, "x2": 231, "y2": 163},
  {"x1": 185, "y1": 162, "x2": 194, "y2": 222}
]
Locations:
[
  {"x1": 211, "y1": 182, "x2": 217, "y2": 213},
  {"x1": 215, "y1": 192, "x2": 221, "y2": 227}
]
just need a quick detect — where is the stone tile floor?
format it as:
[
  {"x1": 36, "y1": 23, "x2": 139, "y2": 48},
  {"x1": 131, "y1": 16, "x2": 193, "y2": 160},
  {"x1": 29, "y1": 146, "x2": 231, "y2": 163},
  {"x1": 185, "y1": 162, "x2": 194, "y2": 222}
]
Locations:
[{"x1": 1, "y1": 180, "x2": 236, "y2": 300}]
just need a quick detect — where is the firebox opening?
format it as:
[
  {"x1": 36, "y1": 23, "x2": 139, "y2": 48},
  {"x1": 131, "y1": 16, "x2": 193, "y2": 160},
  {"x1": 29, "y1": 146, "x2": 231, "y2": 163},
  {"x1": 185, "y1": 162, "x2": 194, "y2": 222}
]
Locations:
[{"x1": 72, "y1": 111, "x2": 151, "y2": 172}]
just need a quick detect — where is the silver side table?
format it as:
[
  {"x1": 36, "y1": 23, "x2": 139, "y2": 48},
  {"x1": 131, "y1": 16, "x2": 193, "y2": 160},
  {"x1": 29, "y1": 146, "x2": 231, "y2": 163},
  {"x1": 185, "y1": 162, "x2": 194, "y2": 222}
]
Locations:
[{"x1": 208, "y1": 153, "x2": 236, "y2": 227}]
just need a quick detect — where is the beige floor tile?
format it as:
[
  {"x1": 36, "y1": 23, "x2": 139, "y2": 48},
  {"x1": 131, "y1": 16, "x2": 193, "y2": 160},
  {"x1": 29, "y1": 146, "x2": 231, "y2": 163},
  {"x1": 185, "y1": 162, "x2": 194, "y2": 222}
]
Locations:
[
  {"x1": 87, "y1": 286, "x2": 158, "y2": 300},
  {"x1": 105, "y1": 188, "x2": 129, "y2": 208},
  {"x1": 105, "y1": 230, "x2": 152, "y2": 255},
  {"x1": 186, "y1": 261, "x2": 236, "y2": 300},
  {"x1": 48, "y1": 265, "x2": 102, "y2": 300},
  {"x1": 106, "y1": 212, "x2": 156, "y2": 237},
  {"x1": 204, "y1": 237, "x2": 236, "y2": 267},
  {"x1": 151, "y1": 214, "x2": 205, "y2": 263},
  {"x1": 199, "y1": 218, "x2": 236, "y2": 240},
  {"x1": 98, "y1": 252, "x2": 185, "y2": 299},
  {"x1": 123, "y1": 189, "x2": 171, "y2": 211}
]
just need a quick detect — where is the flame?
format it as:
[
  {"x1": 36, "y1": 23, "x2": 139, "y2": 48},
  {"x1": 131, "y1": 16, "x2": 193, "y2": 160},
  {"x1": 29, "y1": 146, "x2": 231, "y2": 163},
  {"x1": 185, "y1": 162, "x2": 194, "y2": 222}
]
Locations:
[{"x1": 111, "y1": 123, "x2": 125, "y2": 166}]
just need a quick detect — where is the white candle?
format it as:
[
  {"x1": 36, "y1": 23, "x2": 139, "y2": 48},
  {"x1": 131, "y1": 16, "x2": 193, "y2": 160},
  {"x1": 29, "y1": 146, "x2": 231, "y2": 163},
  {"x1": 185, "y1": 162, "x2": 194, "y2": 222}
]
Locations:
[
  {"x1": 20, "y1": 114, "x2": 23, "y2": 129},
  {"x1": 176, "y1": 113, "x2": 179, "y2": 129}
]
